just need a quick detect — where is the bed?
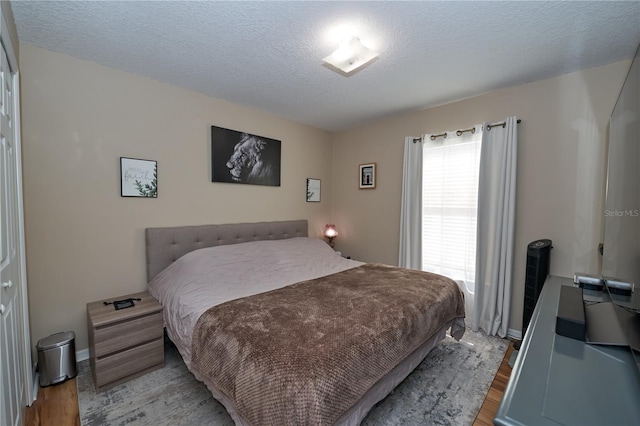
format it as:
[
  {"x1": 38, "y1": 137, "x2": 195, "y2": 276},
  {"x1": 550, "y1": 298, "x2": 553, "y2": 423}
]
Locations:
[{"x1": 146, "y1": 220, "x2": 465, "y2": 425}]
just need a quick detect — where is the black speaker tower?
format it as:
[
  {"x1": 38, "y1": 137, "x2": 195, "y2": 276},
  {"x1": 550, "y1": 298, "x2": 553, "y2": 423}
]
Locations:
[{"x1": 522, "y1": 239, "x2": 553, "y2": 339}]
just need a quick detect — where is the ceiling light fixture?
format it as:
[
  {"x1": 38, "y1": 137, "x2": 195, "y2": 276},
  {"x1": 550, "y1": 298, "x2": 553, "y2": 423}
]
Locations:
[{"x1": 322, "y1": 36, "x2": 379, "y2": 76}]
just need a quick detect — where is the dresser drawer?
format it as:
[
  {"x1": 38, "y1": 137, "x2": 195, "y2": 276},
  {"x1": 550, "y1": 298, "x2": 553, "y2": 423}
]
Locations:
[
  {"x1": 95, "y1": 337, "x2": 164, "y2": 387},
  {"x1": 94, "y1": 312, "x2": 163, "y2": 357}
]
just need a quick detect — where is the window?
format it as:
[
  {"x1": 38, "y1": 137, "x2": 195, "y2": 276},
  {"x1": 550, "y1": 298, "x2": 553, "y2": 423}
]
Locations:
[{"x1": 422, "y1": 130, "x2": 482, "y2": 292}]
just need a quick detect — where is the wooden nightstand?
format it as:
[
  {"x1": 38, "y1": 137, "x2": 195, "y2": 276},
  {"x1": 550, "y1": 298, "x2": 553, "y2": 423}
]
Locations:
[{"x1": 87, "y1": 291, "x2": 164, "y2": 392}]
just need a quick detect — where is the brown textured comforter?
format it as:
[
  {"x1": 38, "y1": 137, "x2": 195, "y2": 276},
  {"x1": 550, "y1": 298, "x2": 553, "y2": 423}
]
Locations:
[{"x1": 191, "y1": 263, "x2": 465, "y2": 425}]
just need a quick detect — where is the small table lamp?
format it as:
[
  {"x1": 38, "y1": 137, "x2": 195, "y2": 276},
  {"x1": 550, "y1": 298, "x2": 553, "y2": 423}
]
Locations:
[{"x1": 324, "y1": 224, "x2": 338, "y2": 248}]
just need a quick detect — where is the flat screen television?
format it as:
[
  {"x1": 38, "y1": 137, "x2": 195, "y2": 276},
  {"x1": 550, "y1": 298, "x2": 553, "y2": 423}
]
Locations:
[
  {"x1": 601, "y1": 42, "x2": 640, "y2": 366},
  {"x1": 602, "y1": 43, "x2": 640, "y2": 289}
]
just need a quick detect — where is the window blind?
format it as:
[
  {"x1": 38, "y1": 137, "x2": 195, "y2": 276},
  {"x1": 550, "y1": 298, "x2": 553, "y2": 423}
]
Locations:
[{"x1": 422, "y1": 133, "x2": 481, "y2": 291}]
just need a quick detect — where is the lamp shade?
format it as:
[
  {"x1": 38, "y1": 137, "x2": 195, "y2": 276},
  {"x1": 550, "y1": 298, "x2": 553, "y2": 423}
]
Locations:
[{"x1": 324, "y1": 224, "x2": 338, "y2": 238}]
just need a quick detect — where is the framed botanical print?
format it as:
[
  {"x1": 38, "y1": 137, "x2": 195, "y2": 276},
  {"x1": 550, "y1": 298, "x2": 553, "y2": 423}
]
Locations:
[
  {"x1": 120, "y1": 157, "x2": 157, "y2": 197},
  {"x1": 306, "y1": 178, "x2": 321, "y2": 202}
]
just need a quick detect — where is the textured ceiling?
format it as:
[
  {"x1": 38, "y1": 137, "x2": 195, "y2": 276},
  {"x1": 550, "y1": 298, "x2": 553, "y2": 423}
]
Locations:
[{"x1": 10, "y1": 1, "x2": 640, "y2": 132}]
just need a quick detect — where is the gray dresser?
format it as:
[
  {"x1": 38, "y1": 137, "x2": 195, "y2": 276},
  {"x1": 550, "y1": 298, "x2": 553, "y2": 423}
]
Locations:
[{"x1": 495, "y1": 275, "x2": 640, "y2": 425}]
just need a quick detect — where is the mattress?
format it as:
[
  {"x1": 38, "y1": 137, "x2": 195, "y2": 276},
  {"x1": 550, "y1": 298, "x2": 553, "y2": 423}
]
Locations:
[
  {"x1": 148, "y1": 237, "x2": 364, "y2": 366},
  {"x1": 148, "y1": 236, "x2": 465, "y2": 425}
]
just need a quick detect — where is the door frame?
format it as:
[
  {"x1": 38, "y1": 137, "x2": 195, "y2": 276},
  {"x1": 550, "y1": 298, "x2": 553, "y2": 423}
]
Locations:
[{"x1": 2, "y1": 8, "x2": 35, "y2": 405}]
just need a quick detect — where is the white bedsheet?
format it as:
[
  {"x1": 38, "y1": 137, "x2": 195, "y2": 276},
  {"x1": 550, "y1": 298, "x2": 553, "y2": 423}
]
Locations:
[{"x1": 147, "y1": 237, "x2": 363, "y2": 365}]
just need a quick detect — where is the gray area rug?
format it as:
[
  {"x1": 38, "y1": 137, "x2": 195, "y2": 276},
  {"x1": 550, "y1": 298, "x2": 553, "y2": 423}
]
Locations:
[{"x1": 78, "y1": 330, "x2": 508, "y2": 426}]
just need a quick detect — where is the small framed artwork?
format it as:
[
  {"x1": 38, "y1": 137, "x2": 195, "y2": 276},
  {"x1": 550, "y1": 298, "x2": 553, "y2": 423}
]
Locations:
[
  {"x1": 359, "y1": 163, "x2": 376, "y2": 189},
  {"x1": 306, "y1": 178, "x2": 321, "y2": 202},
  {"x1": 120, "y1": 157, "x2": 157, "y2": 197}
]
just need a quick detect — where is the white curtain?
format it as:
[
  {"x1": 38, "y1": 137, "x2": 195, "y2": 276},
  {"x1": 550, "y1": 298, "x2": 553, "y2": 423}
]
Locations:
[
  {"x1": 398, "y1": 136, "x2": 423, "y2": 269},
  {"x1": 422, "y1": 127, "x2": 482, "y2": 327},
  {"x1": 474, "y1": 117, "x2": 518, "y2": 337}
]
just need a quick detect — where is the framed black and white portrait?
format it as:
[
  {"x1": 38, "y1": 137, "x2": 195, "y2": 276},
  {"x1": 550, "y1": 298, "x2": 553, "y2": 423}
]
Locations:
[
  {"x1": 211, "y1": 126, "x2": 281, "y2": 186},
  {"x1": 359, "y1": 163, "x2": 376, "y2": 189}
]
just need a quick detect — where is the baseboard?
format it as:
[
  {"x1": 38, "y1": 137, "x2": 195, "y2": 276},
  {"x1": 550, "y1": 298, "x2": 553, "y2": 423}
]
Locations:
[
  {"x1": 31, "y1": 373, "x2": 39, "y2": 404},
  {"x1": 507, "y1": 328, "x2": 522, "y2": 340},
  {"x1": 30, "y1": 360, "x2": 38, "y2": 404},
  {"x1": 76, "y1": 348, "x2": 90, "y2": 362}
]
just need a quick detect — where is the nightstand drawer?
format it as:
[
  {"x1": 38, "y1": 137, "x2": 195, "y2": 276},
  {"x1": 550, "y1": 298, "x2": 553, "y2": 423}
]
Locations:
[
  {"x1": 95, "y1": 337, "x2": 164, "y2": 387},
  {"x1": 94, "y1": 312, "x2": 163, "y2": 357}
]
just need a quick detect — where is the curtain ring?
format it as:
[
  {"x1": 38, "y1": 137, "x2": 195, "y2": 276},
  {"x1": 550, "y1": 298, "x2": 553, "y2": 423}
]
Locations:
[
  {"x1": 430, "y1": 132, "x2": 448, "y2": 141},
  {"x1": 456, "y1": 128, "x2": 476, "y2": 136}
]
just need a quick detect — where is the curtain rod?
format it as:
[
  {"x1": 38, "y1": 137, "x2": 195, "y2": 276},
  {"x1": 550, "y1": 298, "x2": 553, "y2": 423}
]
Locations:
[
  {"x1": 487, "y1": 118, "x2": 522, "y2": 130},
  {"x1": 412, "y1": 119, "x2": 522, "y2": 143}
]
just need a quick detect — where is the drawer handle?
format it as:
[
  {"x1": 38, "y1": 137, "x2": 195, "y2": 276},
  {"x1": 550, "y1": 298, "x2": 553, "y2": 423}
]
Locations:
[
  {"x1": 0, "y1": 304, "x2": 5, "y2": 315},
  {"x1": 2, "y1": 280, "x2": 13, "y2": 289}
]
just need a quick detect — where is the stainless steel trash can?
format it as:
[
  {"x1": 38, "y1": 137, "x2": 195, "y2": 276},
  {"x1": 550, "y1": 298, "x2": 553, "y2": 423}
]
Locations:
[{"x1": 37, "y1": 331, "x2": 77, "y2": 387}]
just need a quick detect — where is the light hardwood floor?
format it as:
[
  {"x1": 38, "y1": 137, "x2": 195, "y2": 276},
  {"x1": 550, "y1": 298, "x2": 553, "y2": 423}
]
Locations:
[
  {"x1": 473, "y1": 340, "x2": 516, "y2": 426},
  {"x1": 25, "y1": 341, "x2": 515, "y2": 426},
  {"x1": 25, "y1": 378, "x2": 80, "y2": 426}
]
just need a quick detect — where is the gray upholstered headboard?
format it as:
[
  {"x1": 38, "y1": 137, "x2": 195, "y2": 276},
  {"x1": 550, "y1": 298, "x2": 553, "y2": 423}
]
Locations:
[{"x1": 145, "y1": 220, "x2": 308, "y2": 281}]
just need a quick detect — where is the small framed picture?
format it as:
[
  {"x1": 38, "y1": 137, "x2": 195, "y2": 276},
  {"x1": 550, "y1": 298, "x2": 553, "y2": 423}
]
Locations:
[
  {"x1": 306, "y1": 178, "x2": 321, "y2": 202},
  {"x1": 359, "y1": 163, "x2": 376, "y2": 189},
  {"x1": 120, "y1": 157, "x2": 157, "y2": 197}
]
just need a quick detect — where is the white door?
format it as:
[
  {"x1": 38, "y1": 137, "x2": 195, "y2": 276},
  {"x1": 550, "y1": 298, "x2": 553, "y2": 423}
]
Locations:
[{"x1": 1, "y1": 32, "x2": 28, "y2": 426}]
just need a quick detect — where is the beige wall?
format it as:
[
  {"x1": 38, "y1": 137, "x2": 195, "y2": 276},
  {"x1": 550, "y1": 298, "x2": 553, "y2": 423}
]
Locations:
[
  {"x1": 19, "y1": 38, "x2": 632, "y2": 350},
  {"x1": 19, "y1": 44, "x2": 333, "y2": 351},
  {"x1": 331, "y1": 60, "x2": 630, "y2": 335}
]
